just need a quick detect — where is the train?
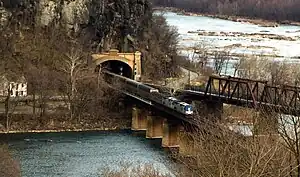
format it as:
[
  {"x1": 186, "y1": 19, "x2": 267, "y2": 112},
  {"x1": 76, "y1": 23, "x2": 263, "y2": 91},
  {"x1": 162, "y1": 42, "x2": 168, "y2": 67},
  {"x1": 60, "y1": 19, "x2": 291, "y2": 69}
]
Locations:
[
  {"x1": 103, "y1": 70, "x2": 194, "y2": 115},
  {"x1": 162, "y1": 97, "x2": 193, "y2": 115}
]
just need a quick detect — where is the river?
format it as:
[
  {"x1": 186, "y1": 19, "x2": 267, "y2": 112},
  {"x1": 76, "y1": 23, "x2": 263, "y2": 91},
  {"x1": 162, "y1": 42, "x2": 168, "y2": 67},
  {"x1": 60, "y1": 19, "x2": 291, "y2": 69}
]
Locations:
[
  {"x1": 161, "y1": 11, "x2": 300, "y2": 58},
  {"x1": 159, "y1": 11, "x2": 300, "y2": 75},
  {"x1": 2, "y1": 130, "x2": 175, "y2": 177}
]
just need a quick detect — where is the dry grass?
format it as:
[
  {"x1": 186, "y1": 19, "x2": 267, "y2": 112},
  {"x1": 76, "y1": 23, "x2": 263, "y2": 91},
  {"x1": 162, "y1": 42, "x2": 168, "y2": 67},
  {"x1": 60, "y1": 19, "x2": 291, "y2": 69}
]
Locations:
[
  {"x1": 176, "y1": 119, "x2": 292, "y2": 177},
  {"x1": 223, "y1": 105, "x2": 256, "y2": 124},
  {"x1": 100, "y1": 164, "x2": 173, "y2": 177},
  {"x1": 0, "y1": 145, "x2": 21, "y2": 177}
]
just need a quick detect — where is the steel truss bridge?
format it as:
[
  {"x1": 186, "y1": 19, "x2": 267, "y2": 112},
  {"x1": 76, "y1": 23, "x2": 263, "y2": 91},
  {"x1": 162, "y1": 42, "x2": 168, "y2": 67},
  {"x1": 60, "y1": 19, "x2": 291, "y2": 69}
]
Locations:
[{"x1": 180, "y1": 75, "x2": 300, "y2": 116}]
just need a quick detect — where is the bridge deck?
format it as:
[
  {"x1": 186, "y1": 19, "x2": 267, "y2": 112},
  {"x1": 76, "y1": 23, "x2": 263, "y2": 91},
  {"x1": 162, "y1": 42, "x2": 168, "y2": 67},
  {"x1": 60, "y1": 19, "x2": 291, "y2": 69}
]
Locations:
[{"x1": 104, "y1": 71, "x2": 198, "y2": 126}]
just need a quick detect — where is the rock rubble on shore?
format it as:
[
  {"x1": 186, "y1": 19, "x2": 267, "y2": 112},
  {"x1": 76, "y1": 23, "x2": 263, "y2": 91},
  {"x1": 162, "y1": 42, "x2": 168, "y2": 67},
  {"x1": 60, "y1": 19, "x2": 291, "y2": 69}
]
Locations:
[{"x1": 187, "y1": 30, "x2": 299, "y2": 41}]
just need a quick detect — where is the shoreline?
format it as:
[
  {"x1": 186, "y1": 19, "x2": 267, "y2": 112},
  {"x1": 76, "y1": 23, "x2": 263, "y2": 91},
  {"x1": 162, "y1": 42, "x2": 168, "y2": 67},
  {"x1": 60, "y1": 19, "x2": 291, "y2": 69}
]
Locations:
[
  {"x1": 0, "y1": 127, "x2": 131, "y2": 134},
  {"x1": 154, "y1": 7, "x2": 300, "y2": 27}
]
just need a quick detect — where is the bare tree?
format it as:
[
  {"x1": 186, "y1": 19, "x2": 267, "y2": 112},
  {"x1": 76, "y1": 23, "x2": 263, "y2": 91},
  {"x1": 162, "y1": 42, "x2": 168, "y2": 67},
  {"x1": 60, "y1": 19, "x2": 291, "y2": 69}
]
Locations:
[
  {"x1": 58, "y1": 46, "x2": 87, "y2": 120},
  {"x1": 4, "y1": 87, "x2": 18, "y2": 132},
  {"x1": 135, "y1": 14, "x2": 180, "y2": 79},
  {"x1": 268, "y1": 61, "x2": 300, "y2": 86},
  {"x1": 176, "y1": 118, "x2": 291, "y2": 177},
  {"x1": 233, "y1": 55, "x2": 270, "y2": 80},
  {"x1": 193, "y1": 42, "x2": 210, "y2": 73},
  {"x1": 232, "y1": 55, "x2": 247, "y2": 77},
  {"x1": 278, "y1": 112, "x2": 300, "y2": 176},
  {"x1": 212, "y1": 50, "x2": 231, "y2": 75}
]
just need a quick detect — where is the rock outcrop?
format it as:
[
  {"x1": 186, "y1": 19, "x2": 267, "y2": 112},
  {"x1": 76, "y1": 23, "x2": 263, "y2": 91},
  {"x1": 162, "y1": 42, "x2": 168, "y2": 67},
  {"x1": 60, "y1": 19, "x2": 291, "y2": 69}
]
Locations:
[
  {"x1": 0, "y1": 0, "x2": 151, "y2": 49},
  {"x1": 0, "y1": 6, "x2": 11, "y2": 28},
  {"x1": 37, "y1": 0, "x2": 59, "y2": 26},
  {"x1": 36, "y1": 0, "x2": 90, "y2": 32},
  {"x1": 61, "y1": 0, "x2": 89, "y2": 32}
]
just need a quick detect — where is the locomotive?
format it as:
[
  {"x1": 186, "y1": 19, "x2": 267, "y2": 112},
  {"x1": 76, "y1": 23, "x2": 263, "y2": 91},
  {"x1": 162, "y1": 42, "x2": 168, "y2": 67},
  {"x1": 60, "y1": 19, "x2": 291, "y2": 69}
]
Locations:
[
  {"x1": 103, "y1": 70, "x2": 193, "y2": 115},
  {"x1": 162, "y1": 97, "x2": 193, "y2": 115}
]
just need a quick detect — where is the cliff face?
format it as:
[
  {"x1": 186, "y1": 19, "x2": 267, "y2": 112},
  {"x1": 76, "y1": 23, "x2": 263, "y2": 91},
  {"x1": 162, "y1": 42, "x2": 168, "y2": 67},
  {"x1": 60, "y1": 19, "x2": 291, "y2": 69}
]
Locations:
[
  {"x1": 0, "y1": 0, "x2": 179, "y2": 79},
  {"x1": 0, "y1": 6, "x2": 11, "y2": 28},
  {"x1": 36, "y1": 0, "x2": 90, "y2": 31},
  {"x1": 0, "y1": 0, "x2": 151, "y2": 50}
]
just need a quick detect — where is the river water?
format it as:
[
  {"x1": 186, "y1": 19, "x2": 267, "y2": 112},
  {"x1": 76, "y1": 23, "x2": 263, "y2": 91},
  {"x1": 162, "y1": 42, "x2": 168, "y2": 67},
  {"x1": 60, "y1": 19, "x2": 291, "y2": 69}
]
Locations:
[
  {"x1": 2, "y1": 130, "x2": 175, "y2": 177},
  {"x1": 159, "y1": 11, "x2": 300, "y2": 75},
  {"x1": 161, "y1": 11, "x2": 300, "y2": 58}
]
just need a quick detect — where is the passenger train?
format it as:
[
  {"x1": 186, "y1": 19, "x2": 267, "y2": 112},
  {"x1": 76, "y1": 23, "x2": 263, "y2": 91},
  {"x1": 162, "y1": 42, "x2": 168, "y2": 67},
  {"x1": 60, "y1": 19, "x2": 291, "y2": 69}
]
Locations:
[
  {"x1": 103, "y1": 70, "x2": 194, "y2": 115},
  {"x1": 162, "y1": 97, "x2": 193, "y2": 115}
]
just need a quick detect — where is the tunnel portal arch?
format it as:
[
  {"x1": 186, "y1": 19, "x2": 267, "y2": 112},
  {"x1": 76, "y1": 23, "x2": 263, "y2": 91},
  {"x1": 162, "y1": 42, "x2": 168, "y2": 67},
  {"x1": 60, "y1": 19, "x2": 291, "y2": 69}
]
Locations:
[
  {"x1": 92, "y1": 49, "x2": 142, "y2": 80},
  {"x1": 97, "y1": 60, "x2": 133, "y2": 78}
]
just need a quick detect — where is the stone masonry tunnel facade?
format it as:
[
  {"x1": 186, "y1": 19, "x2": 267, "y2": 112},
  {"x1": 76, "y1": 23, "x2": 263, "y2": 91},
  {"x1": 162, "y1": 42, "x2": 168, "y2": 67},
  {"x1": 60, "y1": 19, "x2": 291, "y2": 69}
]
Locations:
[{"x1": 91, "y1": 49, "x2": 142, "y2": 80}]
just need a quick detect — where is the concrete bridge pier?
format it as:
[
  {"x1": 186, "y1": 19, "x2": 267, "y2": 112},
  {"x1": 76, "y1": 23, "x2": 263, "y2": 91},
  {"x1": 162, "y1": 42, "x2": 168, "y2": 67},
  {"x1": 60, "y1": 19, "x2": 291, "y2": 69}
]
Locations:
[
  {"x1": 146, "y1": 114, "x2": 164, "y2": 139},
  {"x1": 131, "y1": 106, "x2": 147, "y2": 131},
  {"x1": 162, "y1": 120, "x2": 180, "y2": 148}
]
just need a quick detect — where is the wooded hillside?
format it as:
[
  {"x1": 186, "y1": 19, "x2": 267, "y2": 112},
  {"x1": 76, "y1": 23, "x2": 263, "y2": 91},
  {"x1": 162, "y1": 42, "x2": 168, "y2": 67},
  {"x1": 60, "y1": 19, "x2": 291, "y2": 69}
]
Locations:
[
  {"x1": 0, "y1": 0, "x2": 180, "y2": 131},
  {"x1": 151, "y1": 0, "x2": 300, "y2": 22}
]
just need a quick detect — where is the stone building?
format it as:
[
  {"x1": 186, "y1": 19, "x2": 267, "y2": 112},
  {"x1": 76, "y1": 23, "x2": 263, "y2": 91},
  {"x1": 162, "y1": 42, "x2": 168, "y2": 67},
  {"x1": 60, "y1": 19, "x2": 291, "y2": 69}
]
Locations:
[
  {"x1": 0, "y1": 76, "x2": 27, "y2": 97},
  {"x1": 8, "y1": 82, "x2": 27, "y2": 97}
]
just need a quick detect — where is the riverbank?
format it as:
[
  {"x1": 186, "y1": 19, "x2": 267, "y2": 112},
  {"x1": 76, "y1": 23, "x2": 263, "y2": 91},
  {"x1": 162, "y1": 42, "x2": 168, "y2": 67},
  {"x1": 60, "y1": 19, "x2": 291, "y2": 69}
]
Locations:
[
  {"x1": 0, "y1": 113, "x2": 131, "y2": 134},
  {"x1": 154, "y1": 7, "x2": 300, "y2": 27},
  {"x1": 0, "y1": 127, "x2": 132, "y2": 134}
]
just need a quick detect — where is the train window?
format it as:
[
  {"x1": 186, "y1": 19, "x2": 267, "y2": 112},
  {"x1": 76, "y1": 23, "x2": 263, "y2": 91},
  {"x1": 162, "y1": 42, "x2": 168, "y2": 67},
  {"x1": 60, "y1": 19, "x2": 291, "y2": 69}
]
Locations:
[{"x1": 185, "y1": 106, "x2": 192, "y2": 111}]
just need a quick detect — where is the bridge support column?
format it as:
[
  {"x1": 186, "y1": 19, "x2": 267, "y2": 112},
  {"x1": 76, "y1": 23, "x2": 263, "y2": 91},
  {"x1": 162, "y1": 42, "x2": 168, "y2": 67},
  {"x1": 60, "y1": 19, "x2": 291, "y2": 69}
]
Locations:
[
  {"x1": 131, "y1": 106, "x2": 147, "y2": 131},
  {"x1": 162, "y1": 120, "x2": 180, "y2": 148},
  {"x1": 146, "y1": 115, "x2": 164, "y2": 139}
]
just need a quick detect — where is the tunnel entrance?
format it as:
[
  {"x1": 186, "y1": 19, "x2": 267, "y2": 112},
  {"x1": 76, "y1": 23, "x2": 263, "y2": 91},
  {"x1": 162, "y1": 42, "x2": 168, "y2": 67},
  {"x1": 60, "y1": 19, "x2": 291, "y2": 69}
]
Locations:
[{"x1": 96, "y1": 60, "x2": 133, "y2": 79}]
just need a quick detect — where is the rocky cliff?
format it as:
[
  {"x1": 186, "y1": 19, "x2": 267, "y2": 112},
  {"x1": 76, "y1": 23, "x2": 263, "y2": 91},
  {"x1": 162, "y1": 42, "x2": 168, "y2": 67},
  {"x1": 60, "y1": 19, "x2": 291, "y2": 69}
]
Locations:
[{"x1": 0, "y1": 0, "x2": 151, "y2": 50}]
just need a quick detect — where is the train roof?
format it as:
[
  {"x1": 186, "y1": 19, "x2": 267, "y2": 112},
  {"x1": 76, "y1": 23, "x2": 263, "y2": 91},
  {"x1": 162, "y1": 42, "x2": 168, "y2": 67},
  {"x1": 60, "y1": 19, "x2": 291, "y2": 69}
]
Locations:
[
  {"x1": 167, "y1": 97, "x2": 178, "y2": 101},
  {"x1": 178, "y1": 102, "x2": 191, "y2": 106}
]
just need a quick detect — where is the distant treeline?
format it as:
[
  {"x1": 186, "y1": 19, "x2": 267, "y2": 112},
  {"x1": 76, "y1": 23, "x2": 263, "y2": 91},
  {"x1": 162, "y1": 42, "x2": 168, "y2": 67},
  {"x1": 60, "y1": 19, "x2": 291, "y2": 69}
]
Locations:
[{"x1": 151, "y1": 0, "x2": 300, "y2": 22}]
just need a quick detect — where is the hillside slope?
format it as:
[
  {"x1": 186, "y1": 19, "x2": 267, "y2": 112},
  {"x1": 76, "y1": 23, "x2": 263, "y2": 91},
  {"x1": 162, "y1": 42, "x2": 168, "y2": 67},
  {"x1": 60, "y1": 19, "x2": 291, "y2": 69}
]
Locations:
[{"x1": 0, "y1": 0, "x2": 151, "y2": 51}]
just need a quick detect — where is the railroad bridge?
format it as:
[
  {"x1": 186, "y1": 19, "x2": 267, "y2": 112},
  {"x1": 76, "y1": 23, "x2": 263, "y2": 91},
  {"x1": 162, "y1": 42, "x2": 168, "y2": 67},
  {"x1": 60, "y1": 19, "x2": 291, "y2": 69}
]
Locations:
[
  {"x1": 91, "y1": 50, "x2": 300, "y2": 154},
  {"x1": 91, "y1": 50, "x2": 198, "y2": 153}
]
